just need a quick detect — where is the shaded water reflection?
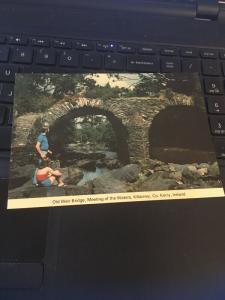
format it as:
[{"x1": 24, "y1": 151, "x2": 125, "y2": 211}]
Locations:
[{"x1": 77, "y1": 167, "x2": 109, "y2": 186}]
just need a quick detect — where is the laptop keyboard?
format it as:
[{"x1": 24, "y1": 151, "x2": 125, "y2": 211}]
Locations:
[{"x1": 1, "y1": 34, "x2": 225, "y2": 167}]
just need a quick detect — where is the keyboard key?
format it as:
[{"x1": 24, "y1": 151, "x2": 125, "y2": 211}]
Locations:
[
  {"x1": 104, "y1": 54, "x2": 125, "y2": 70},
  {"x1": 204, "y1": 78, "x2": 223, "y2": 95},
  {"x1": 59, "y1": 50, "x2": 79, "y2": 67},
  {"x1": 221, "y1": 62, "x2": 225, "y2": 76},
  {"x1": 206, "y1": 96, "x2": 225, "y2": 114},
  {"x1": 209, "y1": 116, "x2": 225, "y2": 135},
  {"x1": 214, "y1": 137, "x2": 225, "y2": 158},
  {"x1": 118, "y1": 43, "x2": 135, "y2": 53},
  {"x1": 8, "y1": 35, "x2": 27, "y2": 45},
  {"x1": 0, "y1": 46, "x2": 10, "y2": 62},
  {"x1": 127, "y1": 55, "x2": 159, "y2": 72},
  {"x1": 220, "y1": 50, "x2": 225, "y2": 60},
  {"x1": 36, "y1": 48, "x2": 56, "y2": 65},
  {"x1": 0, "y1": 126, "x2": 11, "y2": 149},
  {"x1": 12, "y1": 47, "x2": 33, "y2": 64},
  {"x1": 0, "y1": 83, "x2": 14, "y2": 103},
  {"x1": 160, "y1": 58, "x2": 180, "y2": 72},
  {"x1": 180, "y1": 47, "x2": 198, "y2": 57},
  {"x1": 181, "y1": 58, "x2": 200, "y2": 72},
  {"x1": 75, "y1": 41, "x2": 94, "y2": 50},
  {"x1": 202, "y1": 60, "x2": 221, "y2": 76},
  {"x1": 0, "y1": 65, "x2": 18, "y2": 82},
  {"x1": 200, "y1": 49, "x2": 218, "y2": 59},
  {"x1": 0, "y1": 105, "x2": 6, "y2": 124},
  {"x1": 31, "y1": 37, "x2": 50, "y2": 47},
  {"x1": 138, "y1": 45, "x2": 156, "y2": 55},
  {"x1": 160, "y1": 47, "x2": 178, "y2": 56},
  {"x1": 53, "y1": 39, "x2": 72, "y2": 49},
  {"x1": 82, "y1": 53, "x2": 102, "y2": 69},
  {"x1": 96, "y1": 41, "x2": 117, "y2": 52},
  {"x1": 8, "y1": 107, "x2": 13, "y2": 125}
]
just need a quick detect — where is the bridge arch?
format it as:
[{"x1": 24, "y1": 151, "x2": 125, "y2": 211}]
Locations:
[
  {"x1": 14, "y1": 95, "x2": 191, "y2": 163},
  {"x1": 149, "y1": 105, "x2": 215, "y2": 163},
  {"x1": 48, "y1": 106, "x2": 130, "y2": 164}
]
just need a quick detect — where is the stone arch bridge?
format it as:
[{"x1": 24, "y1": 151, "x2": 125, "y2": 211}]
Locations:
[{"x1": 13, "y1": 94, "x2": 191, "y2": 163}]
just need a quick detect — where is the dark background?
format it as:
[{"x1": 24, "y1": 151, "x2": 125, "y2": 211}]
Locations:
[{"x1": 1, "y1": 1, "x2": 225, "y2": 299}]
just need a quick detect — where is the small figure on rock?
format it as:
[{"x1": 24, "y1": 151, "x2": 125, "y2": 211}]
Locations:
[{"x1": 35, "y1": 158, "x2": 65, "y2": 187}]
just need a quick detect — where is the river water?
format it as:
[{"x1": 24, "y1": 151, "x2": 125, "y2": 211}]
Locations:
[{"x1": 77, "y1": 167, "x2": 109, "y2": 186}]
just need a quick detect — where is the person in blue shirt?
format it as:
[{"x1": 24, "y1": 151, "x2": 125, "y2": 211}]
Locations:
[{"x1": 35, "y1": 122, "x2": 52, "y2": 161}]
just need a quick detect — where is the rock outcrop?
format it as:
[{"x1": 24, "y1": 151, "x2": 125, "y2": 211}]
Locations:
[{"x1": 8, "y1": 159, "x2": 222, "y2": 200}]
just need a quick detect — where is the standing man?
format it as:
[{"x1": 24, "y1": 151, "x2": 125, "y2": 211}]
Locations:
[{"x1": 35, "y1": 122, "x2": 52, "y2": 162}]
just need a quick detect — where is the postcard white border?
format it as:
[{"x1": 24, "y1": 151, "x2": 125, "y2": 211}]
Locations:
[{"x1": 7, "y1": 188, "x2": 225, "y2": 209}]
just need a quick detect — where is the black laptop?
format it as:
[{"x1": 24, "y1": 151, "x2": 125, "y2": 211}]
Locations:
[{"x1": 1, "y1": 0, "x2": 225, "y2": 299}]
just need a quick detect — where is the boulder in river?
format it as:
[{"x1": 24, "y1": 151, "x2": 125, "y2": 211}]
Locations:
[
  {"x1": 138, "y1": 171, "x2": 179, "y2": 191},
  {"x1": 61, "y1": 166, "x2": 83, "y2": 185},
  {"x1": 76, "y1": 159, "x2": 96, "y2": 171},
  {"x1": 105, "y1": 159, "x2": 120, "y2": 170},
  {"x1": 9, "y1": 182, "x2": 93, "y2": 199},
  {"x1": 147, "y1": 159, "x2": 164, "y2": 169},
  {"x1": 208, "y1": 162, "x2": 220, "y2": 178},
  {"x1": 92, "y1": 164, "x2": 140, "y2": 194},
  {"x1": 182, "y1": 166, "x2": 201, "y2": 182},
  {"x1": 93, "y1": 176, "x2": 130, "y2": 194},
  {"x1": 110, "y1": 164, "x2": 141, "y2": 182}
]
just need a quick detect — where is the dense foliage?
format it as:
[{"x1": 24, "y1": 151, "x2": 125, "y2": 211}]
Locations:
[
  {"x1": 15, "y1": 73, "x2": 202, "y2": 115},
  {"x1": 15, "y1": 73, "x2": 203, "y2": 152}
]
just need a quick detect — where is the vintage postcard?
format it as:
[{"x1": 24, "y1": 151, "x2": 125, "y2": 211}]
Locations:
[{"x1": 7, "y1": 73, "x2": 224, "y2": 209}]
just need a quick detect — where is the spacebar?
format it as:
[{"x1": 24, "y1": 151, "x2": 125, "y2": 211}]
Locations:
[{"x1": 0, "y1": 127, "x2": 11, "y2": 150}]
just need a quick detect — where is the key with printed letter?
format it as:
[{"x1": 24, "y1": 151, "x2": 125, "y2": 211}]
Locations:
[
  {"x1": 127, "y1": 56, "x2": 159, "y2": 72},
  {"x1": 0, "y1": 65, "x2": 18, "y2": 82},
  {"x1": 36, "y1": 48, "x2": 56, "y2": 65},
  {"x1": 82, "y1": 53, "x2": 102, "y2": 69},
  {"x1": 105, "y1": 54, "x2": 125, "y2": 70},
  {"x1": 181, "y1": 58, "x2": 200, "y2": 72},
  {"x1": 161, "y1": 58, "x2": 180, "y2": 72},
  {"x1": 0, "y1": 83, "x2": 14, "y2": 103},
  {"x1": 59, "y1": 50, "x2": 79, "y2": 67},
  {"x1": 204, "y1": 78, "x2": 224, "y2": 95},
  {"x1": 214, "y1": 137, "x2": 225, "y2": 158},
  {"x1": 206, "y1": 96, "x2": 225, "y2": 114},
  {"x1": 209, "y1": 116, "x2": 225, "y2": 135},
  {"x1": 12, "y1": 47, "x2": 33, "y2": 64}
]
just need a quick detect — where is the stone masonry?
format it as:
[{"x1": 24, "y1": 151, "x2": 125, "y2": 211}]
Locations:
[{"x1": 12, "y1": 93, "x2": 192, "y2": 162}]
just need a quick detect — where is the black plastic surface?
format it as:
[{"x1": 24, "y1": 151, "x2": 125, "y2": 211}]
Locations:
[
  {"x1": 0, "y1": 263, "x2": 43, "y2": 289},
  {"x1": 0, "y1": 1, "x2": 225, "y2": 299}
]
